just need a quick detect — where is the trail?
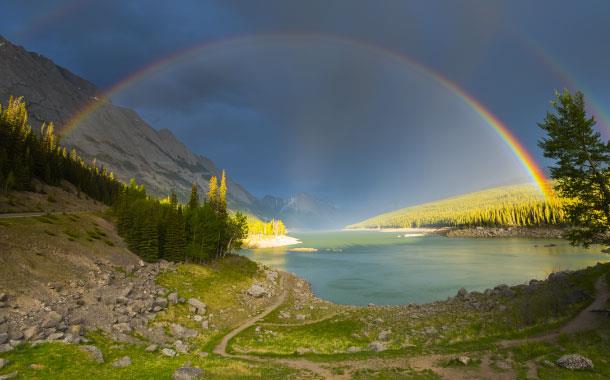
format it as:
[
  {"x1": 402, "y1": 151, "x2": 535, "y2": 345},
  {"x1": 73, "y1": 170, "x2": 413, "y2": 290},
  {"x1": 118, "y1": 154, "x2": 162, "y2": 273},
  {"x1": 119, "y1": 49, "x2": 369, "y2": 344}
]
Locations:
[
  {"x1": 214, "y1": 275, "x2": 609, "y2": 379},
  {"x1": 498, "y1": 275, "x2": 608, "y2": 348},
  {"x1": 0, "y1": 211, "x2": 85, "y2": 219}
]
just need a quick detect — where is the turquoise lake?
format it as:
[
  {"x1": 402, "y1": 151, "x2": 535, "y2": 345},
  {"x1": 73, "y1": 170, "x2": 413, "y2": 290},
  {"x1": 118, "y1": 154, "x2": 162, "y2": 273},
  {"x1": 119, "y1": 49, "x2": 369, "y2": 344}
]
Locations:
[{"x1": 241, "y1": 230, "x2": 609, "y2": 305}]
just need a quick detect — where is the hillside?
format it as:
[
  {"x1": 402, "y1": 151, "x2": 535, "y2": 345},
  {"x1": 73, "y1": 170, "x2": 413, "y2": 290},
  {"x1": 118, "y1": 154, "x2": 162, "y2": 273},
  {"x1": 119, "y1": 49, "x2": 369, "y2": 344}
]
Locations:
[{"x1": 347, "y1": 183, "x2": 566, "y2": 229}]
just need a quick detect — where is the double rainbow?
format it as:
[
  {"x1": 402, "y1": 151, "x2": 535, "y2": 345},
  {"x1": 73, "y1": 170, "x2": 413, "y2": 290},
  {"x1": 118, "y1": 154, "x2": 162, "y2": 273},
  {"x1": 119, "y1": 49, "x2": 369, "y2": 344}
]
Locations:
[{"x1": 62, "y1": 33, "x2": 552, "y2": 198}]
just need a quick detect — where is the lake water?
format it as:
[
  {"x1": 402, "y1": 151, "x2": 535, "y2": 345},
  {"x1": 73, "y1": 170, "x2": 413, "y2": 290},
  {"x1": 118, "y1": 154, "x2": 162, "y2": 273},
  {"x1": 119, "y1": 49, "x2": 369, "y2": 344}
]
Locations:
[{"x1": 241, "y1": 230, "x2": 609, "y2": 305}]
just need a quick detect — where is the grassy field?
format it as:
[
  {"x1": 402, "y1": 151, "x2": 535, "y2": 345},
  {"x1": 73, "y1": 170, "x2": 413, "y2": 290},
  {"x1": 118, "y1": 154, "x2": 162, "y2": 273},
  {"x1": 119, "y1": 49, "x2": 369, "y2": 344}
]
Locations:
[{"x1": 348, "y1": 183, "x2": 566, "y2": 229}]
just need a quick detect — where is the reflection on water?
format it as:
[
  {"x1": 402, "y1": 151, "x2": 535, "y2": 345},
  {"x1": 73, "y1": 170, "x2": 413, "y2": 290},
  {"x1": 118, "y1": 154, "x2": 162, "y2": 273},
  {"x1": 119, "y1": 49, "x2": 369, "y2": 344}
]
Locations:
[{"x1": 241, "y1": 230, "x2": 608, "y2": 305}]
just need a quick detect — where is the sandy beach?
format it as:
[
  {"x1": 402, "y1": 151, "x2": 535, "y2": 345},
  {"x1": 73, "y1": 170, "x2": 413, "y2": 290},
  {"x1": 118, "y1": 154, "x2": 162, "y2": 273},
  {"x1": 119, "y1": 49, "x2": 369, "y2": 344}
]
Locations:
[{"x1": 243, "y1": 234, "x2": 302, "y2": 249}]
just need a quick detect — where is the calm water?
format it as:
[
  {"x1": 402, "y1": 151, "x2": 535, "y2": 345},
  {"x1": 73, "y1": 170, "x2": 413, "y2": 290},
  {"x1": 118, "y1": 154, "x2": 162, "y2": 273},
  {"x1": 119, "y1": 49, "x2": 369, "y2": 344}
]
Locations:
[{"x1": 241, "y1": 230, "x2": 608, "y2": 305}]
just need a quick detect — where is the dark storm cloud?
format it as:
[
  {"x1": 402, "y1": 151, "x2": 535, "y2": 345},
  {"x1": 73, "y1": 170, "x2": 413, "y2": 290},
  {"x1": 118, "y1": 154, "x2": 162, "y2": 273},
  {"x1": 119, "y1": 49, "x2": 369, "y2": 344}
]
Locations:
[{"x1": 2, "y1": 0, "x2": 610, "y2": 220}]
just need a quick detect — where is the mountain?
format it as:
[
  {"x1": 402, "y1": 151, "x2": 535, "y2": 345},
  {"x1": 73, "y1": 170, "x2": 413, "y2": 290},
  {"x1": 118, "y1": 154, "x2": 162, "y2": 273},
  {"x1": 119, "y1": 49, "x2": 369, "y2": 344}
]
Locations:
[
  {"x1": 261, "y1": 193, "x2": 339, "y2": 229},
  {"x1": 347, "y1": 183, "x2": 565, "y2": 229},
  {"x1": 0, "y1": 35, "x2": 259, "y2": 212}
]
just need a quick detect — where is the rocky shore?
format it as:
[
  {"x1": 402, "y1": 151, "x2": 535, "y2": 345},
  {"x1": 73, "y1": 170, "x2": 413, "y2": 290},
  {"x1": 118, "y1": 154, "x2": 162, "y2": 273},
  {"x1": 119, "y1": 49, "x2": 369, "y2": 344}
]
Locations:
[{"x1": 438, "y1": 226, "x2": 566, "y2": 239}]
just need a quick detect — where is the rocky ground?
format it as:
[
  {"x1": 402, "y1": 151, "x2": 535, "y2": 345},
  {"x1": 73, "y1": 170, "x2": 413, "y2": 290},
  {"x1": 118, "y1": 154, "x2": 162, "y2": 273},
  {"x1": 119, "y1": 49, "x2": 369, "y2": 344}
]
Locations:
[{"x1": 438, "y1": 226, "x2": 566, "y2": 239}]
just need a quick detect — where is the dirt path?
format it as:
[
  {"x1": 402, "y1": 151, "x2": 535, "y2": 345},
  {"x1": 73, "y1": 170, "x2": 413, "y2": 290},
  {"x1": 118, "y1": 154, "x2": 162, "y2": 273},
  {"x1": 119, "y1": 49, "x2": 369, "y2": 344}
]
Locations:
[
  {"x1": 498, "y1": 275, "x2": 608, "y2": 348},
  {"x1": 0, "y1": 211, "x2": 85, "y2": 219},
  {"x1": 215, "y1": 275, "x2": 608, "y2": 379}
]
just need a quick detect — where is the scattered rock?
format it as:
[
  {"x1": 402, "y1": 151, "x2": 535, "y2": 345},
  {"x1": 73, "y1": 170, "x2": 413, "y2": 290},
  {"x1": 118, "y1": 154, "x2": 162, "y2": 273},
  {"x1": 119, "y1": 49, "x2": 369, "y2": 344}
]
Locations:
[
  {"x1": 161, "y1": 348, "x2": 177, "y2": 357},
  {"x1": 295, "y1": 314, "x2": 306, "y2": 321},
  {"x1": 172, "y1": 365, "x2": 204, "y2": 380},
  {"x1": 47, "y1": 332, "x2": 64, "y2": 340},
  {"x1": 187, "y1": 298, "x2": 207, "y2": 315},
  {"x1": 174, "y1": 340, "x2": 189, "y2": 353},
  {"x1": 30, "y1": 363, "x2": 45, "y2": 370},
  {"x1": 0, "y1": 371, "x2": 18, "y2": 380},
  {"x1": 295, "y1": 347, "x2": 311, "y2": 355},
  {"x1": 246, "y1": 284, "x2": 268, "y2": 298},
  {"x1": 80, "y1": 345, "x2": 105, "y2": 363},
  {"x1": 368, "y1": 341, "x2": 386, "y2": 352},
  {"x1": 193, "y1": 315, "x2": 203, "y2": 322},
  {"x1": 201, "y1": 320, "x2": 209, "y2": 330},
  {"x1": 112, "y1": 356, "x2": 132, "y2": 368},
  {"x1": 346, "y1": 346, "x2": 360, "y2": 353},
  {"x1": 69, "y1": 324, "x2": 82, "y2": 337},
  {"x1": 168, "y1": 292, "x2": 179, "y2": 305},
  {"x1": 170, "y1": 324, "x2": 198, "y2": 339},
  {"x1": 0, "y1": 333, "x2": 8, "y2": 344},
  {"x1": 145, "y1": 344, "x2": 158, "y2": 352},
  {"x1": 22, "y1": 326, "x2": 39, "y2": 341},
  {"x1": 457, "y1": 356, "x2": 471, "y2": 366},
  {"x1": 0, "y1": 358, "x2": 7, "y2": 369},
  {"x1": 496, "y1": 360, "x2": 512, "y2": 370},
  {"x1": 457, "y1": 288, "x2": 468, "y2": 298},
  {"x1": 378, "y1": 330, "x2": 391, "y2": 341},
  {"x1": 556, "y1": 354, "x2": 593, "y2": 370},
  {"x1": 41, "y1": 311, "x2": 62, "y2": 328}
]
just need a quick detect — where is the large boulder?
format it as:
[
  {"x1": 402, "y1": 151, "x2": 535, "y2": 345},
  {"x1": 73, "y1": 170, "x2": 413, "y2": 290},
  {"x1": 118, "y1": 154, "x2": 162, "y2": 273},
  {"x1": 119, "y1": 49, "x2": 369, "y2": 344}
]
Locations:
[
  {"x1": 246, "y1": 284, "x2": 268, "y2": 298},
  {"x1": 187, "y1": 299, "x2": 207, "y2": 315},
  {"x1": 80, "y1": 345, "x2": 104, "y2": 363},
  {"x1": 556, "y1": 354, "x2": 593, "y2": 370}
]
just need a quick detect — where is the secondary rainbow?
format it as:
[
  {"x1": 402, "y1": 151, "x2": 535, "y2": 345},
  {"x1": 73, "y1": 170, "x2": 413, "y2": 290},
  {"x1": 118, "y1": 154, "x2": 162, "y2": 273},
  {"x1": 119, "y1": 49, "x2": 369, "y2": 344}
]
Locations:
[{"x1": 62, "y1": 32, "x2": 552, "y2": 198}]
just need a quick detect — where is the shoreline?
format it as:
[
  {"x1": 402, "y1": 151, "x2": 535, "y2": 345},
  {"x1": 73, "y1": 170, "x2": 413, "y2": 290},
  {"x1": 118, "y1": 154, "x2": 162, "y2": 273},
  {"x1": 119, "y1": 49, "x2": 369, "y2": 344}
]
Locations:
[
  {"x1": 344, "y1": 226, "x2": 568, "y2": 239},
  {"x1": 243, "y1": 234, "x2": 301, "y2": 249}
]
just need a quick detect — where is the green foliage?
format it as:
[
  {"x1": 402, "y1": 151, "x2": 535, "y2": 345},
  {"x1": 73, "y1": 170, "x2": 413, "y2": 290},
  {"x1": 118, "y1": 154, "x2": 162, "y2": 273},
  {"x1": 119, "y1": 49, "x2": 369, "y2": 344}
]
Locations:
[
  {"x1": 538, "y1": 90, "x2": 610, "y2": 247},
  {"x1": 348, "y1": 184, "x2": 566, "y2": 229},
  {"x1": 0, "y1": 96, "x2": 121, "y2": 203}
]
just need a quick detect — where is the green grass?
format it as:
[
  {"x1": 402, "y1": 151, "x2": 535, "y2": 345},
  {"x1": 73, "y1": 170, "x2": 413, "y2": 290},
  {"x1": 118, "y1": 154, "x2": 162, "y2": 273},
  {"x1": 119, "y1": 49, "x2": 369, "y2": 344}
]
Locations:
[{"x1": 352, "y1": 367, "x2": 441, "y2": 379}]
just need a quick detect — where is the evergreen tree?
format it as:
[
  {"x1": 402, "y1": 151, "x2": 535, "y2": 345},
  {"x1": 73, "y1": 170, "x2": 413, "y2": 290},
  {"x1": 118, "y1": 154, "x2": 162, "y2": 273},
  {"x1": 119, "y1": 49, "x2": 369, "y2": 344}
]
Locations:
[
  {"x1": 219, "y1": 170, "x2": 227, "y2": 212},
  {"x1": 538, "y1": 90, "x2": 610, "y2": 246},
  {"x1": 188, "y1": 182, "x2": 199, "y2": 211}
]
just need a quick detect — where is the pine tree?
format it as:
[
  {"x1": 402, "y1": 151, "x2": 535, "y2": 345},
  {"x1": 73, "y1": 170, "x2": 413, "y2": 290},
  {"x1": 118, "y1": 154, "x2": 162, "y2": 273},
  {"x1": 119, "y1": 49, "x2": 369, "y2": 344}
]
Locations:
[
  {"x1": 219, "y1": 170, "x2": 227, "y2": 212},
  {"x1": 188, "y1": 182, "x2": 199, "y2": 211}
]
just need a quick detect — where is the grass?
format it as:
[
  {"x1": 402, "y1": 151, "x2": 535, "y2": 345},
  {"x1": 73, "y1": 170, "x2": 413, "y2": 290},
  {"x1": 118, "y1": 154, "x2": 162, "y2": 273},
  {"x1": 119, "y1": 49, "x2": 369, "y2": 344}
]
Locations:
[{"x1": 351, "y1": 367, "x2": 441, "y2": 379}]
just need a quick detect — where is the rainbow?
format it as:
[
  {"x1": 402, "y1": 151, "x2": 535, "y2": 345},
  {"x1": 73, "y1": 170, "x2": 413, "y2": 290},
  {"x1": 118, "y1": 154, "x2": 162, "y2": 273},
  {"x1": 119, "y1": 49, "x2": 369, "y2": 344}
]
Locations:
[
  {"x1": 62, "y1": 33, "x2": 552, "y2": 198},
  {"x1": 521, "y1": 38, "x2": 610, "y2": 139}
]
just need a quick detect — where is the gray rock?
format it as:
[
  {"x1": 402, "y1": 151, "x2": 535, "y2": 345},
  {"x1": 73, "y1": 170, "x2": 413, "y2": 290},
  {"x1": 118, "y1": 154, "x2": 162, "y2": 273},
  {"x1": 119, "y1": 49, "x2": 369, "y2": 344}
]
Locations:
[
  {"x1": 346, "y1": 346, "x2": 360, "y2": 353},
  {"x1": 368, "y1": 341, "x2": 386, "y2": 352},
  {"x1": 0, "y1": 293, "x2": 7, "y2": 302},
  {"x1": 69, "y1": 324, "x2": 82, "y2": 336},
  {"x1": 246, "y1": 284, "x2": 268, "y2": 298},
  {"x1": 170, "y1": 324, "x2": 198, "y2": 339},
  {"x1": 172, "y1": 366, "x2": 204, "y2": 380},
  {"x1": 41, "y1": 311, "x2": 63, "y2": 328},
  {"x1": 161, "y1": 348, "x2": 176, "y2": 357},
  {"x1": 46, "y1": 332, "x2": 64, "y2": 340},
  {"x1": 457, "y1": 288, "x2": 468, "y2": 298},
  {"x1": 457, "y1": 356, "x2": 471, "y2": 366},
  {"x1": 113, "y1": 323, "x2": 132, "y2": 334},
  {"x1": 378, "y1": 330, "x2": 391, "y2": 341},
  {"x1": 295, "y1": 347, "x2": 311, "y2": 355},
  {"x1": 168, "y1": 292, "x2": 179, "y2": 305},
  {"x1": 0, "y1": 371, "x2": 18, "y2": 380},
  {"x1": 295, "y1": 314, "x2": 306, "y2": 321},
  {"x1": 0, "y1": 358, "x2": 7, "y2": 369},
  {"x1": 145, "y1": 344, "x2": 158, "y2": 352},
  {"x1": 201, "y1": 320, "x2": 209, "y2": 330},
  {"x1": 112, "y1": 356, "x2": 132, "y2": 368},
  {"x1": 81, "y1": 345, "x2": 105, "y2": 363},
  {"x1": 0, "y1": 333, "x2": 8, "y2": 344},
  {"x1": 0, "y1": 344, "x2": 12, "y2": 353},
  {"x1": 187, "y1": 298, "x2": 207, "y2": 315},
  {"x1": 174, "y1": 340, "x2": 189, "y2": 354},
  {"x1": 556, "y1": 354, "x2": 594, "y2": 370},
  {"x1": 154, "y1": 297, "x2": 168, "y2": 308}
]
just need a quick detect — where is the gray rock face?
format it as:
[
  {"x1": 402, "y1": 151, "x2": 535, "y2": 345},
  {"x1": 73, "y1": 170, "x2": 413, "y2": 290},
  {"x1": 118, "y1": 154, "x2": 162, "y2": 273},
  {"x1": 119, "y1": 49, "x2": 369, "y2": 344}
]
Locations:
[
  {"x1": 80, "y1": 345, "x2": 104, "y2": 363},
  {"x1": 556, "y1": 354, "x2": 594, "y2": 370},
  {"x1": 172, "y1": 366, "x2": 204, "y2": 380},
  {"x1": 0, "y1": 36, "x2": 258, "y2": 211}
]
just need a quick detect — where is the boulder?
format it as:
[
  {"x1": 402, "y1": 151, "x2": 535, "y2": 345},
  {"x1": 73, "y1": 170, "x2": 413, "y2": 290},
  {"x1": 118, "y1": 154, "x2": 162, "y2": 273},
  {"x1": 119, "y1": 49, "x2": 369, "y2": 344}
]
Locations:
[
  {"x1": 201, "y1": 320, "x2": 209, "y2": 330},
  {"x1": 0, "y1": 371, "x2": 18, "y2": 380},
  {"x1": 0, "y1": 333, "x2": 8, "y2": 344},
  {"x1": 173, "y1": 366, "x2": 204, "y2": 380},
  {"x1": 46, "y1": 332, "x2": 64, "y2": 340},
  {"x1": 161, "y1": 348, "x2": 176, "y2": 357},
  {"x1": 174, "y1": 340, "x2": 189, "y2": 354},
  {"x1": 457, "y1": 356, "x2": 471, "y2": 366},
  {"x1": 346, "y1": 346, "x2": 361, "y2": 353},
  {"x1": 112, "y1": 323, "x2": 132, "y2": 334},
  {"x1": 41, "y1": 311, "x2": 62, "y2": 328},
  {"x1": 80, "y1": 345, "x2": 105, "y2": 363},
  {"x1": 112, "y1": 356, "x2": 132, "y2": 368},
  {"x1": 187, "y1": 298, "x2": 207, "y2": 315},
  {"x1": 145, "y1": 344, "x2": 158, "y2": 352},
  {"x1": 69, "y1": 324, "x2": 82, "y2": 337},
  {"x1": 246, "y1": 284, "x2": 268, "y2": 298},
  {"x1": 170, "y1": 324, "x2": 198, "y2": 339},
  {"x1": 168, "y1": 292, "x2": 179, "y2": 305},
  {"x1": 457, "y1": 288, "x2": 468, "y2": 298},
  {"x1": 0, "y1": 358, "x2": 7, "y2": 369},
  {"x1": 556, "y1": 354, "x2": 593, "y2": 370},
  {"x1": 368, "y1": 341, "x2": 386, "y2": 352}
]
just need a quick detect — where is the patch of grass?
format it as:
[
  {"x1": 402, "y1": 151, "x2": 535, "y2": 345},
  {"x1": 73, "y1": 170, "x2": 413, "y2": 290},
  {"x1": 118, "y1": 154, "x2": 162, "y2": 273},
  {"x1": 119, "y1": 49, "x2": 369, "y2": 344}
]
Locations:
[{"x1": 352, "y1": 367, "x2": 441, "y2": 380}]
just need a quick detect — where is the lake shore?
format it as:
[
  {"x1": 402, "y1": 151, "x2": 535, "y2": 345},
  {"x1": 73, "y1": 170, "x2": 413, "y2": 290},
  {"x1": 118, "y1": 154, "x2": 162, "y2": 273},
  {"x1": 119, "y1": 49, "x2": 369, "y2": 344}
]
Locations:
[
  {"x1": 344, "y1": 226, "x2": 567, "y2": 239},
  {"x1": 243, "y1": 234, "x2": 301, "y2": 249},
  {"x1": 343, "y1": 227, "x2": 443, "y2": 234}
]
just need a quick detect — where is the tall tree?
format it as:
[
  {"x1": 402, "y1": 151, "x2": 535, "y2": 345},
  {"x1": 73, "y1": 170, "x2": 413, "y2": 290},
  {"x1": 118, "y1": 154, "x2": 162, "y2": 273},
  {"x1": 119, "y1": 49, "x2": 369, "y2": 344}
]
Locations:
[
  {"x1": 188, "y1": 182, "x2": 199, "y2": 211},
  {"x1": 538, "y1": 90, "x2": 610, "y2": 247},
  {"x1": 219, "y1": 170, "x2": 227, "y2": 212},
  {"x1": 207, "y1": 175, "x2": 219, "y2": 208}
]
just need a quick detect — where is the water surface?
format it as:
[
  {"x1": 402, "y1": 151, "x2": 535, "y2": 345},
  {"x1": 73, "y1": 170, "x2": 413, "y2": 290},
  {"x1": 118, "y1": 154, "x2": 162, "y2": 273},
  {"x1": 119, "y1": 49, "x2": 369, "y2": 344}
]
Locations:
[{"x1": 241, "y1": 230, "x2": 608, "y2": 305}]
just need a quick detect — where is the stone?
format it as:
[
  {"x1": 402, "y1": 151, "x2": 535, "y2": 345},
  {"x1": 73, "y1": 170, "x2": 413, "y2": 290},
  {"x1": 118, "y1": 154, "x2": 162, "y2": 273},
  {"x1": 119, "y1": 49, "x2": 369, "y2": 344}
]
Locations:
[
  {"x1": 457, "y1": 356, "x2": 471, "y2": 366},
  {"x1": 41, "y1": 311, "x2": 63, "y2": 328},
  {"x1": 346, "y1": 346, "x2": 360, "y2": 353},
  {"x1": 266, "y1": 271, "x2": 279, "y2": 282},
  {"x1": 145, "y1": 344, "x2": 158, "y2": 352},
  {"x1": 0, "y1": 333, "x2": 8, "y2": 344},
  {"x1": 112, "y1": 356, "x2": 132, "y2": 368},
  {"x1": 193, "y1": 315, "x2": 203, "y2": 322},
  {"x1": 378, "y1": 330, "x2": 391, "y2": 341},
  {"x1": 496, "y1": 360, "x2": 512, "y2": 370},
  {"x1": 81, "y1": 345, "x2": 105, "y2": 363},
  {"x1": 457, "y1": 288, "x2": 468, "y2": 298},
  {"x1": 30, "y1": 363, "x2": 45, "y2": 370},
  {"x1": 174, "y1": 340, "x2": 189, "y2": 354},
  {"x1": 172, "y1": 366, "x2": 204, "y2": 380},
  {"x1": 113, "y1": 323, "x2": 132, "y2": 334},
  {"x1": 69, "y1": 324, "x2": 82, "y2": 336},
  {"x1": 246, "y1": 284, "x2": 268, "y2": 298},
  {"x1": 368, "y1": 341, "x2": 386, "y2": 352},
  {"x1": 47, "y1": 332, "x2": 64, "y2": 340},
  {"x1": 0, "y1": 293, "x2": 6, "y2": 302},
  {"x1": 187, "y1": 298, "x2": 207, "y2": 315},
  {"x1": 154, "y1": 297, "x2": 168, "y2": 308},
  {"x1": 295, "y1": 347, "x2": 311, "y2": 355},
  {"x1": 0, "y1": 358, "x2": 7, "y2": 369},
  {"x1": 295, "y1": 314, "x2": 306, "y2": 321},
  {"x1": 0, "y1": 372, "x2": 18, "y2": 380},
  {"x1": 168, "y1": 292, "x2": 179, "y2": 305},
  {"x1": 201, "y1": 320, "x2": 209, "y2": 330},
  {"x1": 556, "y1": 354, "x2": 594, "y2": 370},
  {"x1": 161, "y1": 348, "x2": 176, "y2": 357},
  {"x1": 170, "y1": 324, "x2": 198, "y2": 339}
]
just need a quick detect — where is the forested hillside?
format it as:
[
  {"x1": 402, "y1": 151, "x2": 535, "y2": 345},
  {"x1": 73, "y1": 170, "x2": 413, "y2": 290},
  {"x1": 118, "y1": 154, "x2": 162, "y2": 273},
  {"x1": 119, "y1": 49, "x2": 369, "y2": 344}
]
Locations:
[
  {"x1": 347, "y1": 184, "x2": 566, "y2": 229},
  {"x1": 0, "y1": 96, "x2": 250, "y2": 262}
]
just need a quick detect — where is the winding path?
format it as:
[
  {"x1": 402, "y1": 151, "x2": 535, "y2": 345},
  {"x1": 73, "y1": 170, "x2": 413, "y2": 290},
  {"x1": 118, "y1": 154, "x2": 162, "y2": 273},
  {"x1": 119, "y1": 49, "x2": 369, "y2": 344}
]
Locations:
[{"x1": 214, "y1": 274, "x2": 609, "y2": 379}]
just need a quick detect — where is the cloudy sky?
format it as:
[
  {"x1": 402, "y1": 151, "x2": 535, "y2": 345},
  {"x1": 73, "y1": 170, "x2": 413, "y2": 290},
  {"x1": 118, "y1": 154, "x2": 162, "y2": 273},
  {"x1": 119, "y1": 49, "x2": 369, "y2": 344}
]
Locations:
[{"x1": 3, "y1": 1, "x2": 610, "y2": 217}]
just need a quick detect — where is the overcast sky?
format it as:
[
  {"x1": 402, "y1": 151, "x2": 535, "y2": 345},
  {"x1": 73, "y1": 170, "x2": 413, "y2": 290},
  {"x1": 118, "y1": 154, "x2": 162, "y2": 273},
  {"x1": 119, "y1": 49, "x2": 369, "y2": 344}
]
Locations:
[{"x1": 3, "y1": 1, "x2": 610, "y2": 217}]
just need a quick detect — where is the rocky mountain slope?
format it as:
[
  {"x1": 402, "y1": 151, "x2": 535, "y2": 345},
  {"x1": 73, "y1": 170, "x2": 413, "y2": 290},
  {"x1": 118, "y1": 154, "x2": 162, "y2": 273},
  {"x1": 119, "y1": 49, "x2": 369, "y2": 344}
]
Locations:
[
  {"x1": 0, "y1": 35, "x2": 258, "y2": 212},
  {"x1": 260, "y1": 193, "x2": 339, "y2": 229}
]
